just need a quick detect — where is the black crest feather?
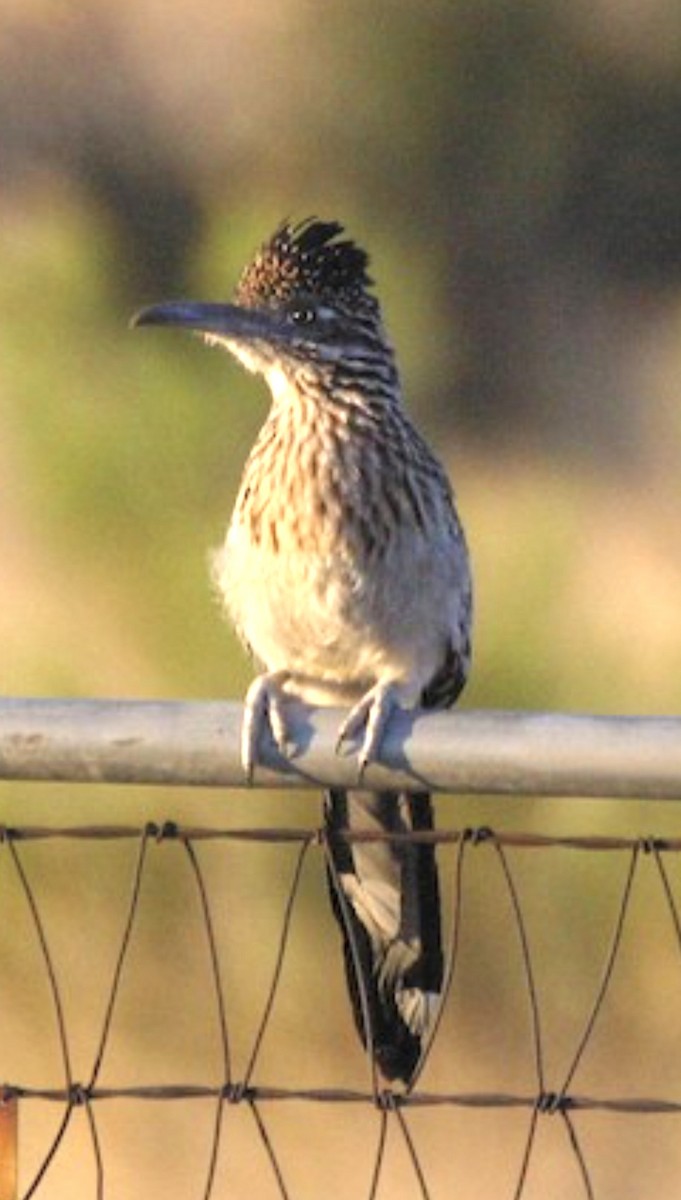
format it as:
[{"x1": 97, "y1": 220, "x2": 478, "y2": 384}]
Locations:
[{"x1": 236, "y1": 218, "x2": 375, "y2": 311}]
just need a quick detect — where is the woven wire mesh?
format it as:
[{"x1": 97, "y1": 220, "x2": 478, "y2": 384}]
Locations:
[{"x1": 1, "y1": 817, "x2": 681, "y2": 1198}]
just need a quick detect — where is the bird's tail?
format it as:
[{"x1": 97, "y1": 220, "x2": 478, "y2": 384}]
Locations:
[{"x1": 324, "y1": 788, "x2": 443, "y2": 1084}]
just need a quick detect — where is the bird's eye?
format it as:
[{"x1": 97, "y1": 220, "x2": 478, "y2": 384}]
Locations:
[{"x1": 290, "y1": 308, "x2": 316, "y2": 325}]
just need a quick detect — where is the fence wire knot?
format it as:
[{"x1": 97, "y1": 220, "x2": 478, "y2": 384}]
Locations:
[
  {"x1": 463, "y1": 825, "x2": 494, "y2": 846},
  {"x1": 222, "y1": 1082, "x2": 249, "y2": 1104},
  {"x1": 144, "y1": 820, "x2": 180, "y2": 842},
  {"x1": 375, "y1": 1089, "x2": 401, "y2": 1112},
  {"x1": 68, "y1": 1083, "x2": 91, "y2": 1107},
  {"x1": 536, "y1": 1091, "x2": 571, "y2": 1115},
  {"x1": 640, "y1": 835, "x2": 669, "y2": 853}
]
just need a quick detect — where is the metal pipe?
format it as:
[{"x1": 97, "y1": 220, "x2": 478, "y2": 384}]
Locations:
[{"x1": 0, "y1": 698, "x2": 679, "y2": 798}]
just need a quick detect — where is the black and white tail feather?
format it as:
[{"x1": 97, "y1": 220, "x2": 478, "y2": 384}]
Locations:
[
  {"x1": 324, "y1": 650, "x2": 467, "y2": 1085},
  {"x1": 325, "y1": 788, "x2": 443, "y2": 1084}
]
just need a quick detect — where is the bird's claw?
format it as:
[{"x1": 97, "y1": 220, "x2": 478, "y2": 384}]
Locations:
[
  {"x1": 336, "y1": 681, "x2": 400, "y2": 781},
  {"x1": 242, "y1": 671, "x2": 292, "y2": 781},
  {"x1": 243, "y1": 674, "x2": 402, "y2": 782}
]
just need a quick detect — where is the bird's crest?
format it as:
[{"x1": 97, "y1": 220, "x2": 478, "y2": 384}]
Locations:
[{"x1": 235, "y1": 219, "x2": 377, "y2": 312}]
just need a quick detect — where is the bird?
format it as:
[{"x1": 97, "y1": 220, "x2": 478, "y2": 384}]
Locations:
[{"x1": 133, "y1": 218, "x2": 472, "y2": 1085}]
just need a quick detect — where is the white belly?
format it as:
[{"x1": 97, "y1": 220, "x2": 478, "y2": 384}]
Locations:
[{"x1": 212, "y1": 520, "x2": 469, "y2": 705}]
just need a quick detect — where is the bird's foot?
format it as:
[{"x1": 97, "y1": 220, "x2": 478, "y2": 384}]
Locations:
[
  {"x1": 335, "y1": 680, "x2": 401, "y2": 780},
  {"x1": 242, "y1": 670, "x2": 292, "y2": 781}
]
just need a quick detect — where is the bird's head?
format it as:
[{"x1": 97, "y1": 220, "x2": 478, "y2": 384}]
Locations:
[{"x1": 133, "y1": 219, "x2": 396, "y2": 394}]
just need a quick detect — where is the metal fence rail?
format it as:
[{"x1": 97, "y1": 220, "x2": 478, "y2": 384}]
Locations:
[{"x1": 1, "y1": 697, "x2": 681, "y2": 796}]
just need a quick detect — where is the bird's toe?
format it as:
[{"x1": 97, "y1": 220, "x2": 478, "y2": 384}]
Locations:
[
  {"x1": 241, "y1": 670, "x2": 292, "y2": 779},
  {"x1": 337, "y1": 681, "x2": 401, "y2": 778}
]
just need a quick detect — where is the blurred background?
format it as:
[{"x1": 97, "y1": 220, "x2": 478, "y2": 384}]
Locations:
[{"x1": 1, "y1": 0, "x2": 681, "y2": 1196}]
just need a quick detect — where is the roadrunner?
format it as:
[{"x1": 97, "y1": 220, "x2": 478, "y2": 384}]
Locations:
[{"x1": 134, "y1": 219, "x2": 472, "y2": 1083}]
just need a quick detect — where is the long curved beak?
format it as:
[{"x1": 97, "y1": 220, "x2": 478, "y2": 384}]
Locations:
[{"x1": 131, "y1": 301, "x2": 282, "y2": 343}]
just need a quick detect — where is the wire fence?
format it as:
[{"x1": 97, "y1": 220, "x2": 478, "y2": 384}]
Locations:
[{"x1": 1, "y1": 700, "x2": 681, "y2": 1199}]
